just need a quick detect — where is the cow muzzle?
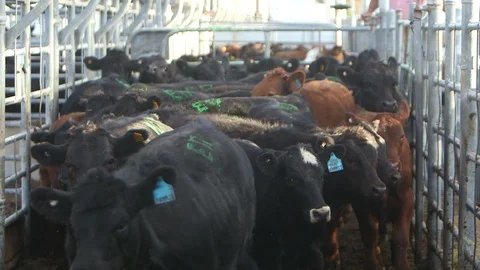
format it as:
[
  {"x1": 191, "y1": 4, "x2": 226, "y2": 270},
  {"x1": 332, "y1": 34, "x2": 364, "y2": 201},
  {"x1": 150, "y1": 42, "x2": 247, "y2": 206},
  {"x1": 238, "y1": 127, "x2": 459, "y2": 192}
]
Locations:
[{"x1": 309, "y1": 206, "x2": 331, "y2": 223}]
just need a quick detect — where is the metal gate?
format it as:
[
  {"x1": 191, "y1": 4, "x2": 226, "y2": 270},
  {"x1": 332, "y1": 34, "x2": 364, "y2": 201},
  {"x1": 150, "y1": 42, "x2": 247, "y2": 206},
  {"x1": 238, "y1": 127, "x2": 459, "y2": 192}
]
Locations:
[{"x1": 1, "y1": 0, "x2": 480, "y2": 268}]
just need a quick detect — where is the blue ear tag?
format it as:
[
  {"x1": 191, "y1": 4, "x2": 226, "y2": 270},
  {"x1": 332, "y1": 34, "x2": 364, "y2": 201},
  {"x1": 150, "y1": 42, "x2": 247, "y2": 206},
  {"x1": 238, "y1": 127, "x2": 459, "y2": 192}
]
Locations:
[
  {"x1": 327, "y1": 153, "x2": 344, "y2": 173},
  {"x1": 295, "y1": 78, "x2": 302, "y2": 89},
  {"x1": 152, "y1": 177, "x2": 176, "y2": 205}
]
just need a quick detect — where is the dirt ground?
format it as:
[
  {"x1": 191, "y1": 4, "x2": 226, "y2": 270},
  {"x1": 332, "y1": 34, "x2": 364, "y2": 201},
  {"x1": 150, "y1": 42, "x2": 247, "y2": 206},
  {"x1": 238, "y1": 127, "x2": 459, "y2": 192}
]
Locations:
[{"x1": 11, "y1": 211, "x2": 426, "y2": 270}]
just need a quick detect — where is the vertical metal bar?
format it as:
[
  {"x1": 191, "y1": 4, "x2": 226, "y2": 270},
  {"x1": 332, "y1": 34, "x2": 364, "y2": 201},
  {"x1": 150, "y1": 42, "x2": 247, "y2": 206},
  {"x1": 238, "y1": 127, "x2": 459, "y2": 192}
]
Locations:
[
  {"x1": 21, "y1": 0, "x2": 32, "y2": 256},
  {"x1": 86, "y1": 13, "x2": 95, "y2": 80},
  {"x1": 0, "y1": 0, "x2": 6, "y2": 267},
  {"x1": 442, "y1": 0, "x2": 455, "y2": 267},
  {"x1": 156, "y1": 0, "x2": 163, "y2": 27},
  {"x1": 458, "y1": 0, "x2": 476, "y2": 267},
  {"x1": 412, "y1": 4, "x2": 425, "y2": 263},
  {"x1": 426, "y1": 0, "x2": 440, "y2": 267},
  {"x1": 395, "y1": 10, "x2": 402, "y2": 63},
  {"x1": 102, "y1": 0, "x2": 108, "y2": 54},
  {"x1": 45, "y1": 0, "x2": 59, "y2": 126},
  {"x1": 264, "y1": 31, "x2": 271, "y2": 59},
  {"x1": 386, "y1": 9, "x2": 395, "y2": 59},
  {"x1": 66, "y1": 1, "x2": 77, "y2": 99}
]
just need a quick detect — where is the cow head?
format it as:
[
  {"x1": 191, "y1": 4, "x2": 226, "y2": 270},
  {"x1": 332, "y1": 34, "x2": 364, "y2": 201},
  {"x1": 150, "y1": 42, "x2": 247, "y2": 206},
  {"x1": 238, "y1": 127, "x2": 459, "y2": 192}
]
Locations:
[
  {"x1": 256, "y1": 144, "x2": 331, "y2": 224},
  {"x1": 337, "y1": 57, "x2": 400, "y2": 113},
  {"x1": 86, "y1": 92, "x2": 161, "y2": 119},
  {"x1": 129, "y1": 54, "x2": 169, "y2": 83},
  {"x1": 307, "y1": 56, "x2": 340, "y2": 78},
  {"x1": 30, "y1": 165, "x2": 177, "y2": 270},
  {"x1": 316, "y1": 127, "x2": 387, "y2": 203},
  {"x1": 251, "y1": 67, "x2": 306, "y2": 96},
  {"x1": 345, "y1": 112, "x2": 409, "y2": 189},
  {"x1": 83, "y1": 49, "x2": 133, "y2": 79},
  {"x1": 31, "y1": 121, "x2": 150, "y2": 189}
]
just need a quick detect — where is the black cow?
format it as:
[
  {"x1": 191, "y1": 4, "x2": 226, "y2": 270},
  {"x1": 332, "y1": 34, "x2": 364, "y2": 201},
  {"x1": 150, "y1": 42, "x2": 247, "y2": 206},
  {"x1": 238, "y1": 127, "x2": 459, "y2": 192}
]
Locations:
[
  {"x1": 83, "y1": 49, "x2": 134, "y2": 80},
  {"x1": 235, "y1": 139, "x2": 334, "y2": 269},
  {"x1": 337, "y1": 56, "x2": 402, "y2": 113},
  {"x1": 307, "y1": 56, "x2": 340, "y2": 78},
  {"x1": 30, "y1": 118, "x2": 257, "y2": 270},
  {"x1": 81, "y1": 92, "x2": 161, "y2": 120},
  {"x1": 245, "y1": 58, "x2": 300, "y2": 74},
  {"x1": 175, "y1": 55, "x2": 229, "y2": 81},
  {"x1": 60, "y1": 74, "x2": 132, "y2": 115},
  {"x1": 128, "y1": 54, "x2": 169, "y2": 84},
  {"x1": 354, "y1": 48, "x2": 380, "y2": 72},
  {"x1": 30, "y1": 113, "x2": 173, "y2": 189}
]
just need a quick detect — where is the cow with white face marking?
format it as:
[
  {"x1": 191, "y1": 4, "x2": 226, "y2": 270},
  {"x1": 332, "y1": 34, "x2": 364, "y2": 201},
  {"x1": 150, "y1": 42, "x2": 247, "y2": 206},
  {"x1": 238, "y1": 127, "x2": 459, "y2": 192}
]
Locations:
[
  {"x1": 30, "y1": 118, "x2": 257, "y2": 270},
  {"x1": 234, "y1": 139, "x2": 334, "y2": 270}
]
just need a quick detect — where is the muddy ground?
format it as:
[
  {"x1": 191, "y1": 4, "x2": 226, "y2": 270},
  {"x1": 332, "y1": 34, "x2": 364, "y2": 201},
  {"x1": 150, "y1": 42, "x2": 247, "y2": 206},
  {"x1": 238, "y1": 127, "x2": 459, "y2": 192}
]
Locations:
[{"x1": 12, "y1": 211, "x2": 427, "y2": 270}]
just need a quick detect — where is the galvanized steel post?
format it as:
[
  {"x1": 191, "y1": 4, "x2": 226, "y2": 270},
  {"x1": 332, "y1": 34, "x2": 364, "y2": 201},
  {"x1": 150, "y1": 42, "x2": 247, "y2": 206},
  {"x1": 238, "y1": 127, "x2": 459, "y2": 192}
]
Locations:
[
  {"x1": 264, "y1": 31, "x2": 271, "y2": 59},
  {"x1": 0, "y1": 0, "x2": 6, "y2": 267},
  {"x1": 441, "y1": 0, "x2": 455, "y2": 267},
  {"x1": 426, "y1": 0, "x2": 441, "y2": 266},
  {"x1": 458, "y1": 0, "x2": 477, "y2": 267},
  {"x1": 385, "y1": 9, "x2": 395, "y2": 59},
  {"x1": 45, "y1": 0, "x2": 60, "y2": 126},
  {"x1": 21, "y1": 0, "x2": 32, "y2": 255},
  {"x1": 395, "y1": 10, "x2": 402, "y2": 63},
  {"x1": 412, "y1": 4, "x2": 425, "y2": 263}
]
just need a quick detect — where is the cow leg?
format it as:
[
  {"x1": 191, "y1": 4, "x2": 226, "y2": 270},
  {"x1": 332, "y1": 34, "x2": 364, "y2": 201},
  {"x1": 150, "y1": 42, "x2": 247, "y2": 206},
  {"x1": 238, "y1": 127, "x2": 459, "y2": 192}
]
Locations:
[
  {"x1": 322, "y1": 206, "x2": 345, "y2": 269},
  {"x1": 390, "y1": 190, "x2": 413, "y2": 270},
  {"x1": 352, "y1": 206, "x2": 383, "y2": 270}
]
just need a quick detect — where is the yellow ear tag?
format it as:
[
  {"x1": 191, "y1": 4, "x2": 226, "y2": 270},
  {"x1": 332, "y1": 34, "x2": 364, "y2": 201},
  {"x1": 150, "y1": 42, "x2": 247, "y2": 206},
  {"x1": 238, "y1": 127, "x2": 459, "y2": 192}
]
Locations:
[
  {"x1": 133, "y1": 132, "x2": 145, "y2": 143},
  {"x1": 138, "y1": 59, "x2": 143, "y2": 64},
  {"x1": 87, "y1": 59, "x2": 92, "y2": 64},
  {"x1": 229, "y1": 55, "x2": 235, "y2": 61},
  {"x1": 152, "y1": 101, "x2": 160, "y2": 108},
  {"x1": 320, "y1": 65, "x2": 324, "y2": 72}
]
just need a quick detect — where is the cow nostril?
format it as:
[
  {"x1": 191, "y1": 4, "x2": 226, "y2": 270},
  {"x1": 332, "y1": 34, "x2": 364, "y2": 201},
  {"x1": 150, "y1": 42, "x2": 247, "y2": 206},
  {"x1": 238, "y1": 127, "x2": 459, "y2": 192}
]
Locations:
[
  {"x1": 372, "y1": 186, "x2": 387, "y2": 196},
  {"x1": 309, "y1": 206, "x2": 331, "y2": 223}
]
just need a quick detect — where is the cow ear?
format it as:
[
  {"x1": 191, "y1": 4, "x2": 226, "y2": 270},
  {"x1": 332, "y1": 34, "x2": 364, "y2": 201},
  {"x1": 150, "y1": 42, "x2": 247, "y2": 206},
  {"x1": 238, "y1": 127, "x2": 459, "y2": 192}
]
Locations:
[
  {"x1": 128, "y1": 59, "x2": 144, "y2": 72},
  {"x1": 286, "y1": 70, "x2": 306, "y2": 93},
  {"x1": 31, "y1": 143, "x2": 68, "y2": 166},
  {"x1": 343, "y1": 56, "x2": 357, "y2": 68},
  {"x1": 147, "y1": 96, "x2": 161, "y2": 109},
  {"x1": 387, "y1": 57, "x2": 398, "y2": 72},
  {"x1": 128, "y1": 166, "x2": 177, "y2": 214},
  {"x1": 113, "y1": 129, "x2": 149, "y2": 158},
  {"x1": 30, "y1": 187, "x2": 72, "y2": 224},
  {"x1": 256, "y1": 151, "x2": 279, "y2": 176},
  {"x1": 337, "y1": 66, "x2": 360, "y2": 87},
  {"x1": 175, "y1": 59, "x2": 189, "y2": 72},
  {"x1": 320, "y1": 144, "x2": 347, "y2": 161},
  {"x1": 31, "y1": 131, "x2": 55, "y2": 144},
  {"x1": 313, "y1": 135, "x2": 335, "y2": 153},
  {"x1": 83, "y1": 56, "x2": 102, "y2": 71}
]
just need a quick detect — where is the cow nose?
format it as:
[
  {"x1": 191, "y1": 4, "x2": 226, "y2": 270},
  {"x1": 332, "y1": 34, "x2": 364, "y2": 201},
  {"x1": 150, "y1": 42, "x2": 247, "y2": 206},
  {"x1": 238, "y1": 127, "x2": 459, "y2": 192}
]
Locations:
[
  {"x1": 309, "y1": 206, "x2": 331, "y2": 223},
  {"x1": 381, "y1": 100, "x2": 398, "y2": 111},
  {"x1": 372, "y1": 186, "x2": 387, "y2": 198}
]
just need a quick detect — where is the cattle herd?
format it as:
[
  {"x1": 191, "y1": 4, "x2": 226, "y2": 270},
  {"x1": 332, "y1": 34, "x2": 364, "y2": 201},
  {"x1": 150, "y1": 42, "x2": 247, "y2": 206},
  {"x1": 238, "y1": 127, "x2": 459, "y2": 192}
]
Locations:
[{"x1": 27, "y1": 43, "x2": 414, "y2": 270}]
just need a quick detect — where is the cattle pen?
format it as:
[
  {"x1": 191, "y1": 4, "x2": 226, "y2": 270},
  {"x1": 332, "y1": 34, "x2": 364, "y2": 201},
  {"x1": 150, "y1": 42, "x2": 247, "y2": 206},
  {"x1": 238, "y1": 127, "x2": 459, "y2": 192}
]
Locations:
[{"x1": 0, "y1": 0, "x2": 480, "y2": 269}]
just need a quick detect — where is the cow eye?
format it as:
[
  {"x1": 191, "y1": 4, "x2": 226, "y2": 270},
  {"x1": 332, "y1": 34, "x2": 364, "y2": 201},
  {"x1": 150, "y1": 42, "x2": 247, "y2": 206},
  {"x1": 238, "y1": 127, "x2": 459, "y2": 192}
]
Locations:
[{"x1": 288, "y1": 177, "x2": 296, "y2": 185}]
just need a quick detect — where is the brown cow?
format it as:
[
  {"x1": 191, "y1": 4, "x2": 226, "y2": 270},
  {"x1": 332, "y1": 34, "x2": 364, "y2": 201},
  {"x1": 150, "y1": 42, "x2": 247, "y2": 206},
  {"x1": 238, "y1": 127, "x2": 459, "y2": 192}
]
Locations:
[
  {"x1": 34, "y1": 112, "x2": 85, "y2": 189},
  {"x1": 321, "y1": 45, "x2": 347, "y2": 63},
  {"x1": 251, "y1": 67, "x2": 356, "y2": 128},
  {"x1": 343, "y1": 106, "x2": 413, "y2": 270},
  {"x1": 273, "y1": 45, "x2": 309, "y2": 60}
]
